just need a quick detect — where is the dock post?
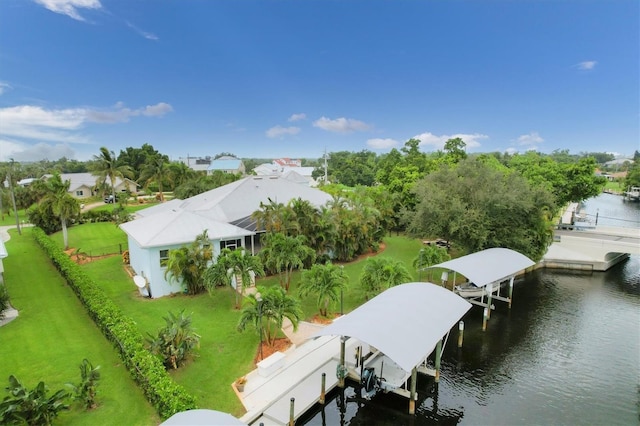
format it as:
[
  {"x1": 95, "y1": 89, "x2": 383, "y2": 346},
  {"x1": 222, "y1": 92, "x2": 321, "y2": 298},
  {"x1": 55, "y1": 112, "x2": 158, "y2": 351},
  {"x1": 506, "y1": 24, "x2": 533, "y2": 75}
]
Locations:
[
  {"x1": 409, "y1": 367, "x2": 418, "y2": 414},
  {"x1": 289, "y1": 397, "x2": 295, "y2": 426},
  {"x1": 486, "y1": 283, "x2": 493, "y2": 319},
  {"x1": 320, "y1": 372, "x2": 326, "y2": 404},
  {"x1": 508, "y1": 277, "x2": 514, "y2": 308},
  {"x1": 339, "y1": 336, "x2": 346, "y2": 388},
  {"x1": 435, "y1": 339, "x2": 442, "y2": 382},
  {"x1": 482, "y1": 307, "x2": 488, "y2": 331},
  {"x1": 458, "y1": 321, "x2": 464, "y2": 348}
]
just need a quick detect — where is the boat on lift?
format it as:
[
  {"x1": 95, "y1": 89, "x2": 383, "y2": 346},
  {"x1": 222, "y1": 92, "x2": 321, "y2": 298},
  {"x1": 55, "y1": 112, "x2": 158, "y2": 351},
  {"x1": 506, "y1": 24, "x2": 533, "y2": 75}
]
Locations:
[{"x1": 454, "y1": 281, "x2": 500, "y2": 299}]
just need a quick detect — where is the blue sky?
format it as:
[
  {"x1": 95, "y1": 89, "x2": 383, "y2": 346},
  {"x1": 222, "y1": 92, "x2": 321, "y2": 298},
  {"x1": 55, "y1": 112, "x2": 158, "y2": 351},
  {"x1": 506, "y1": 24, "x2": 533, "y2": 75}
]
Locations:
[{"x1": 0, "y1": 0, "x2": 638, "y2": 163}]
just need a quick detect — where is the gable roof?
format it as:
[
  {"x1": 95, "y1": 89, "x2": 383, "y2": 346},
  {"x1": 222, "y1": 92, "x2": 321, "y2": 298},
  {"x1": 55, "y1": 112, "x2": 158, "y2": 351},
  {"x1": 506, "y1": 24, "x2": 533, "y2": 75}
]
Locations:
[
  {"x1": 44, "y1": 173, "x2": 135, "y2": 192},
  {"x1": 120, "y1": 209, "x2": 253, "y2": 248},
  {"x1": 208, "y1": 158, "x2": 243, "y2": 171}
]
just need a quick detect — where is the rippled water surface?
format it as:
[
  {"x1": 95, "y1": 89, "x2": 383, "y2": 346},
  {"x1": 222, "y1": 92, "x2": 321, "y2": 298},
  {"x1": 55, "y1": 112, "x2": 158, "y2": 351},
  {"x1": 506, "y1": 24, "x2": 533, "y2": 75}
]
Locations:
[{"x1": 300, "y1": 195, "x2": 639, "y2": 425}]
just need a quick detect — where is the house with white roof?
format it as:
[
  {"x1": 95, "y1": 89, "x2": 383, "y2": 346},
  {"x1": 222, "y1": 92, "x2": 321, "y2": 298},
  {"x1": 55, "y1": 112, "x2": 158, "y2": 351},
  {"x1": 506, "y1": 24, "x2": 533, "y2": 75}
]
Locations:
[
  {"x1": 252, "y1": 160, "x2": 318, "y2": 187},
  {"x1": 119, "y1": 176, "x2": 333, "y2": 298},
  {"x1": 42, "y1": 173, "x2": 138, "y2": 200}
]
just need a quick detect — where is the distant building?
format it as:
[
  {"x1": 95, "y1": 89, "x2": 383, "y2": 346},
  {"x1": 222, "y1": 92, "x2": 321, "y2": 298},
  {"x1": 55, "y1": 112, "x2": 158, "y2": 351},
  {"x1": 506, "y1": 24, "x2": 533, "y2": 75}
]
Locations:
[
  {"x1": 207, "y1": 156, "x2": 245, "y2": 175},
  {"x1": 178, "y1": 156, "x2": 213, "y2": 173},
  {"x1": 252, "y1": 158, "x2": 318, "y2": 186},
  {"x1": 274, "y1": 158, "x2": 302, "y2": 168},
  {"x1": 41, "y1": 173, "x2": 138, "y2": 200}
]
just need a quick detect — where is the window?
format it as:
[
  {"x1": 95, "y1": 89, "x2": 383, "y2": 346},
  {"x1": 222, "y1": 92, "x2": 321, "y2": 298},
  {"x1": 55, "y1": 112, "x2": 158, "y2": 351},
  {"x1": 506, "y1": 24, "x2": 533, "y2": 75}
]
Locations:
[
  {"x1": 220, "y1": 239, "x2": 241, "y2": 251},
  {"x1": 76, "y1": 190, "x2": 84, "y2": 196},
  {"x1": 160, "y1": 249, "x2": 169, "y2": 267}
]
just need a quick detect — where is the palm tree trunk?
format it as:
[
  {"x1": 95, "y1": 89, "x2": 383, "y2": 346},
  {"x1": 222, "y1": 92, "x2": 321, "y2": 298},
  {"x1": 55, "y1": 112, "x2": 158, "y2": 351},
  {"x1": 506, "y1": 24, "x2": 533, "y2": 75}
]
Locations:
[{"x1": 61, "y1": 218, "x2": 69, "y2": 250}]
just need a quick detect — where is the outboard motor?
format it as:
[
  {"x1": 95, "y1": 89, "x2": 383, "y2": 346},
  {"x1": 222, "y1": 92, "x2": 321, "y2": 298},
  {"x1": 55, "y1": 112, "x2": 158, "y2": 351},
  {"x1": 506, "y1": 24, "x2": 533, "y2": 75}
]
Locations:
[{"x1": 361, "y1": 367, "x2": 378, "y2": 400}]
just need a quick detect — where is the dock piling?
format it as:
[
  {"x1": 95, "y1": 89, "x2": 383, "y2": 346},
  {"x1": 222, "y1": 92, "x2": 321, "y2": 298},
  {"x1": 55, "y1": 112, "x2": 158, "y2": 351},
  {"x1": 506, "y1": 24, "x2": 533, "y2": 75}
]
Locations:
[
  {"x1": 508, "y1": 277, "x2": 514, "y2": 308},
  {"x1": 338, "y1": 336, "x2": 346, "y2": 388},
  {"x1": 435, "y1": 339, "x2": 442, "y2": 382},
  {"x1": 482, "y1": 308, "x2": 488, "y2": 331},
  {"x1": 320, "y1": 372, "x2": 326, "y2": 404},
  {"x1": 458, "y1": 321, "x2": 464, "y2": 348},
  {"x1": 409, "y1": 367, "x2": 417, "y2": 414},
  {"x1": 289, "y1": 397, "x2": 295, "y2": 426}
]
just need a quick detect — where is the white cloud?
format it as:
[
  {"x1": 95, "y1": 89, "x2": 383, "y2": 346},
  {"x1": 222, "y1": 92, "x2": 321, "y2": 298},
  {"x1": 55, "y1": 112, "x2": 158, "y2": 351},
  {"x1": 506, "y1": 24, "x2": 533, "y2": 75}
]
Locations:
[
  {"x1": 125, "y1": 21, "x2": 158, "y2": 41},
  {"x1": 288, "y1": 113, "x2": 306, "y2": 122},
  {"x1": 515, "y1": 131, "x2": 544, "y2": 146},
  {"x1": 0, "y1": 102, "x2": 173, "y2": 159},
  {"x1": 576, "y1": 61, "x2": 597, "y2": 70},
  {"x1": 367, "y1": 138, "x2": 399, "y2": 150},
  {"x1": 412, "y1": 132, "x2": 487, "y2": 150},
  {"x1": 266, "y1": 125, "x2": 300, "y2": 138},
  {"x1": 34, "y1": 0, "x2": 102, "y2": 22},
  {"x1": 0, "y1": 82, "x2": 12, "y2": 96},
  {"x1": 313, "y1": 116, "x2": 371, "y2": 133},
  {"x1": 0, "y1": 139, "x2": 76, "y2": 162}
]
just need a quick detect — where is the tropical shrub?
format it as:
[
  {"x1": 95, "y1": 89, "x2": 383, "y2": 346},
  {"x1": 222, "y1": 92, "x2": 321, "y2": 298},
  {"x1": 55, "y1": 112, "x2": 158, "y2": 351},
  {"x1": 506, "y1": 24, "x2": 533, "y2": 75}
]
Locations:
[
  {"x1": 147, "y1": 310, "x2": 201, "y2": 370},
  {"x1": 0, "y1": 284, "x2": 9, "y2": 320},
  {"x1": 359, "y1": 257, "x2": 412, "y2": 300},
  {"x1": 0, "y1": 375, "x2": 69, "y2": 425},
  {"x1": 299, "y1": 262, "x2": 347, "y2": 317},
  {"x1": 32, "y1": 227, "x2": 196, "y2": 419},
  {"x1": 67, "y1": 359, "x2": 101, "y2": 410}
]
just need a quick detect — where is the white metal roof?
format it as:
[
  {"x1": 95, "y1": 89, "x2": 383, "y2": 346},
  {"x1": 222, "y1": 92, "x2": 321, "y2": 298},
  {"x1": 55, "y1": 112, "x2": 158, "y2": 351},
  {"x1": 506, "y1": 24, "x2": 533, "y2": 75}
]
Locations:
[
  {"x1": 312, "y1": 282, "x2": 471, "y2": 373},
  {"x1": 428, "y1": 247, "x2": 535, "y2": 288},
  {"x1": 119, "y1": 209, "x2": 253, "y2": 248}
]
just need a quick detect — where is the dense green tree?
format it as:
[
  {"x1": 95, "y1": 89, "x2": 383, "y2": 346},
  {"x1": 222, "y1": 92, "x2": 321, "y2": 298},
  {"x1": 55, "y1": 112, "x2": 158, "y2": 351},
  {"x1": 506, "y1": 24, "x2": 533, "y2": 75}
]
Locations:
[
  {"x1": 168, "y1": 161, "x2": 198, "y2": 189},
  {"x1": 237, "y1": 285, "x2": 302, "y2": 346},
  {"x1": 204, "y1": 248, "x2": 264, "y2": 309},
  {"x1": 116, "y1": 144, "x2": 168, "y2": 181},
  {"x1": 299, "y1": 262, "x2": 348, "y2": 317},
  {"x1": 259, "y1": 232, "x2": 315, "y2": 291},
  {"x1": 405, "y1": 158, "x2": 556, "y2": 261},
  {"x1": 442, "y1": 137, "x2": 468, "y2": 164},
  {"x1": 164, "y1": 231, "x2": 213, "y2": 295},
  {"x1": 359, "y1": 257, "x2": 412, "y2": 300},
  {"x1": 172, "y1": 172, "x2": 241, "y2": 199},
  {"x1": 89, "y1": 147, "x2": 134, "y2": 202},
  {"x1": 623, "y1": 162, "x2": 640, "y2": 189},
  {"x1": 315, "y1": 150, "x2": 377, "y2": 186}
]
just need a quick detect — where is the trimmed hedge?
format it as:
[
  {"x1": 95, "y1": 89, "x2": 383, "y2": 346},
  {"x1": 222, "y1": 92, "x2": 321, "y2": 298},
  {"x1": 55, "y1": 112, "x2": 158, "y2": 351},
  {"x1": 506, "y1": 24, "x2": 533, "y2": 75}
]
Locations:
[{"x1": 32, "y1": 227, "x2": 196, "y2": 419}]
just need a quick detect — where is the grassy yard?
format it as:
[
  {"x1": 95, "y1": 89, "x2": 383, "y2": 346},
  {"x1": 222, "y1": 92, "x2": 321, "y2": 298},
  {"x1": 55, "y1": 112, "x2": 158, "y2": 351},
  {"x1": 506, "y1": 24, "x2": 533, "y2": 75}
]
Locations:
[{"x1": 0, "y1": 228, "x2": 159, "y2": 426}]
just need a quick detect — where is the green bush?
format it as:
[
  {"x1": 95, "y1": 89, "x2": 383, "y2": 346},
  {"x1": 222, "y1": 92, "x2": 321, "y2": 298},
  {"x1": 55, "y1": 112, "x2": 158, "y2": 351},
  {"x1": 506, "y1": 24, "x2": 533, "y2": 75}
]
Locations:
[
  {"x1": 0, "y1": 375, "x2": 70, "y2": 425},
  {"x1": 147, "y1": 310, "x2": 201, "y2": 370},
  {"x1": 0, "y1": 284, "x2": 9, "y2": 320},
  {"x1": 32, "y1": 227, "x2": 196, "y2": 419},
  {"x1": 67, "y1": 359, "x2": 100, "y2": 410}
]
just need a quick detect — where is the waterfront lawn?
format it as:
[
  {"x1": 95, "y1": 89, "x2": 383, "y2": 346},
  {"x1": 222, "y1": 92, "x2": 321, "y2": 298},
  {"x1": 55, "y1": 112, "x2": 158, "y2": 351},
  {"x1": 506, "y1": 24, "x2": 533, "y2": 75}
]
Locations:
[
  {"x1": 0, "y1": 228, "x2": 158, "y2": 426},
  {"x1": 0, "y1": 208, "x2": 29, "y2": 226}
]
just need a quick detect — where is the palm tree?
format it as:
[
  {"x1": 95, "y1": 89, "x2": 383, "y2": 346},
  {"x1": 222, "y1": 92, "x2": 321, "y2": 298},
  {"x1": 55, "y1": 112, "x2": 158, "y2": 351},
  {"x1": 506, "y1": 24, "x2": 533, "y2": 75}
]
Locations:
[
  {"x1": 168, "y1": 161, "x2": 197, "y2": 189},
  {"x1": 139, "y1": 157, "x2": 170, "y2": 202},
  {"x1": 259, "y1": 232, "x2": 315, "y2": 292},
  {"x1": 42, "y1": 173, "x2": 80, "y2": 250},
  {"x1": 359, "y1": 257, "x2": 412, "y2": 301},
  {"x1": 237, "y1": 285, "x2": 302, "y2": 346},
  {"x1": 252, "y1": 198, "x2": 290, "y2": 233},
  {"x1": 204, "y1": 248, "x2": 265, "y2": 309},
  {"x1": 164, "y1": 231, "x2": 213, "y2": 295},
  {"x1": 413, "y1": 245, "x2": 451, "y2": 281},
  {"x1": 90, "y1": 147, "x2": 133, "y2": 203},
  {"x1": 147, "y1": 310, "x2": 200, "y2": 370},
  {"x1": 299, "y1": 262, "x2": 347, "y2": 317}
]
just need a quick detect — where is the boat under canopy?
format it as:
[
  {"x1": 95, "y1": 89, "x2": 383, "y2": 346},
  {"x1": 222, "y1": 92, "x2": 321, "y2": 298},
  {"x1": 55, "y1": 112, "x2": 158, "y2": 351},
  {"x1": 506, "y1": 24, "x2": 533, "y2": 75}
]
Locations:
[
  {"x1": 312, "y1": 282, "x2": 471, "y2": 375},
  {"x1": 426, "y1": 247, "x2": 535, "y2": 288}
]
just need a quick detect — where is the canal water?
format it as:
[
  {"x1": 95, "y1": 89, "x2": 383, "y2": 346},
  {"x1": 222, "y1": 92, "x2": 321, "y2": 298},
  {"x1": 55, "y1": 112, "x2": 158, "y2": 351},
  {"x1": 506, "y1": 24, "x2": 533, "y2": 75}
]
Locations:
[{"x1": 300, "y1": 194, "x2": 639, "y2": 425}]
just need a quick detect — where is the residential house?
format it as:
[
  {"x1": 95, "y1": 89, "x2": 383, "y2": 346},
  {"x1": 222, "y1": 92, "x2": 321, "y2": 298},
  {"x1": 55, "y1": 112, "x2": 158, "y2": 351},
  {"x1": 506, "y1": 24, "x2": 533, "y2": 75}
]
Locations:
[
  {"x1": 252, "y1": 159, "x2": 318, "y2": 186},
  {"x1": 42, "y1": 173, "x2": 138, "y2": 199},
  {"x1": 178, "y1": 156, "x2": 213, "y2": 173},
  {"x1": 119, "y1": 176, "x2": 333, "y2": 298},
  {"x1": 207, "y1": 156, "x2": 245, "y2": 175}
]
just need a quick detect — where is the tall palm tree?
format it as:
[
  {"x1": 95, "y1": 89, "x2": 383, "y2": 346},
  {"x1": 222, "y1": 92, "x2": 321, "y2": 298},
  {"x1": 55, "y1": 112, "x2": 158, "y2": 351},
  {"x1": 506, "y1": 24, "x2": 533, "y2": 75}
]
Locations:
[
  {"x1": 204, "y1": 248, "x2": 265, "y2": 309},
  {"x1": 252, "y1": 198, "x2": 289, "y2": 233},
  {"x1": 168, "y1": 161, "x2": 197, "y2": 189},
  {"x1": 139, "y1": 157, "x2": 170, "y2": 202},
  {"x1": 90, "y1": 147, "x2": 133, "y2": 203},
  {"x1": 164, "y1": 231, "x2": 213, "y2": 295},
  {"x1": 42, "y1": 173, "x2": 80, "y2": 250},
  {"x1": 299, "y1": 262, "x2": 348, "y2": 317},
  {"x1": 259, "y1": 232, "x2": 315, "y2": 292},
  {"x1": 359, "y1": 257, "x2": 412, "y2": 301},
  {"x1": 237, "y1": 285, "x2": 302, "y2": 346}
]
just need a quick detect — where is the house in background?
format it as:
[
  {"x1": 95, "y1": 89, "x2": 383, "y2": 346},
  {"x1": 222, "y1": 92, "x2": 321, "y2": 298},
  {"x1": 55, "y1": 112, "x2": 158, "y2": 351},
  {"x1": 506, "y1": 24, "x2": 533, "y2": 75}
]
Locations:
[
  {"x1": 207, "y1": 155, "x2": 245, "y2": 175},
  {"x1": 252, "y1": 158, "x2": 318, "y2": 186},
  {"x1": 120, "y1": 176, "x2": 333, "y2": 298},
  {"x1": 39, "y1": 173, "x2": 138, "y2": 200},
  {"x1": 178, "y1": 156, "x2": 213, "y2": 173}
]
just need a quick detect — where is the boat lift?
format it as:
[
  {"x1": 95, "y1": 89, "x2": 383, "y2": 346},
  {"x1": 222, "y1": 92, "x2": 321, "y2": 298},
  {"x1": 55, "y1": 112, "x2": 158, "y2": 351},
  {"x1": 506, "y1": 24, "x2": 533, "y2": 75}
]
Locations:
[{"x1": 423, "y1": 248, "x2": 535, "y2": 330}]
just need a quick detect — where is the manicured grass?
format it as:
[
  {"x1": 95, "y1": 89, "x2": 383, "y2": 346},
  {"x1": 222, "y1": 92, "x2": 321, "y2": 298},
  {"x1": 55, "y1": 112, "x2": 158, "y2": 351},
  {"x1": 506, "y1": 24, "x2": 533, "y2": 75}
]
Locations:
[
  {"x1": 52, "y1": 221, "x2": 128, "y2": 253},
  {"x1": 0, "y1": 228, "x2": 159, "y2": 425},
  {"x1": 0, "y1": 209, "x2": 29, "y2": 226}
]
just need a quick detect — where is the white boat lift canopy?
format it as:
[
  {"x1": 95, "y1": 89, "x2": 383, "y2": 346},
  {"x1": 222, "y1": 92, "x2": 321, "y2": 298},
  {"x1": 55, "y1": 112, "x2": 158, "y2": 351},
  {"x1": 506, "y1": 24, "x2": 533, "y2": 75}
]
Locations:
[
  {"x1": 427, "y1": 247, "x2": 535, "y2": 288},
  {"x1": 311, "y1": 282, "x2": 471, "y2": 373}
]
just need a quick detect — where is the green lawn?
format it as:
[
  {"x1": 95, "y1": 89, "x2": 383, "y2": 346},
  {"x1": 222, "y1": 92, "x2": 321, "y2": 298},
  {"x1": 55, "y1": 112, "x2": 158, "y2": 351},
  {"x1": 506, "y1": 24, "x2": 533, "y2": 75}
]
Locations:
[
  {"x1": 0, "y1": 228, "x2": 159, "y2": 426},
  {"x1": 0, "y1": 209, "x2": 29, "y2": 227}
]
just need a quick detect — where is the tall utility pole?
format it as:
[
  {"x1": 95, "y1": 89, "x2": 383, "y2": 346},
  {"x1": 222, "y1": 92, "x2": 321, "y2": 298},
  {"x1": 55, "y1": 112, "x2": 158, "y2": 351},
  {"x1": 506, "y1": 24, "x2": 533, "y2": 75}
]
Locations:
[
  {"x1": 7, "y1": 159, "x2": 21, "y2": 235},
  {"x1": 323, "y1": 148, "x2": 328, "y2": 183}
]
